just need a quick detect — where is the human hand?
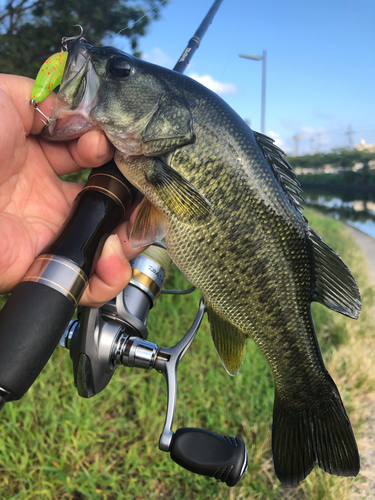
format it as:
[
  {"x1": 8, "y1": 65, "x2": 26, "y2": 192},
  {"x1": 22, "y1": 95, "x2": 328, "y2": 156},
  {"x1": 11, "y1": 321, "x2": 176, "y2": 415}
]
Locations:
[{"x1": 0, "y1": 74, "x2": 141, "y2": 307}]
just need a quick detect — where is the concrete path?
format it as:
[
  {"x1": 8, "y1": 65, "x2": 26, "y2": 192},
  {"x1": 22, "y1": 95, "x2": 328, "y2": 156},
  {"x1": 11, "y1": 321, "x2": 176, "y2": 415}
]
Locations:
[{"x1": 347, "y1": 225, "x2": 375, "y2": 282}]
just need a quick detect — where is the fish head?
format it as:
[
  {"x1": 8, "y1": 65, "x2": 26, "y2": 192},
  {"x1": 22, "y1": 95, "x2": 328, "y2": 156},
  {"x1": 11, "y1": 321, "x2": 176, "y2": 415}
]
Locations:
[{"x1": 43, "y1": 39, "x2": 195, "y2": 156}]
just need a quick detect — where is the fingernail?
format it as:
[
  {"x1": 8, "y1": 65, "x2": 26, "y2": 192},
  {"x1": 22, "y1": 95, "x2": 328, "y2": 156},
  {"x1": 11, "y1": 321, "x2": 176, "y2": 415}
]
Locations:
[
  {"x1": 97, "y1": 133, "x2": 111, "y2": 158},
  {"x1": 102, "y1": 234, "x2": 125, "y2": 260}
]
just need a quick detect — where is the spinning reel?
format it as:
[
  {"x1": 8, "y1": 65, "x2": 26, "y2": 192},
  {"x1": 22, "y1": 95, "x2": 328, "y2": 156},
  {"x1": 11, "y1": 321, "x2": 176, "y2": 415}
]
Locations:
[{"x1": 60, "y1": 243, "x2": 248, "y2": 487}]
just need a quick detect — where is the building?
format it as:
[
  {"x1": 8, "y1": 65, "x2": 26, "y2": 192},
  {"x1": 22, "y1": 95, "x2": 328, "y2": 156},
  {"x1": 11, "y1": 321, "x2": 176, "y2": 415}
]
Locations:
[{"x1": 354, "y1": 139, "x2": 375, "y2": 153}]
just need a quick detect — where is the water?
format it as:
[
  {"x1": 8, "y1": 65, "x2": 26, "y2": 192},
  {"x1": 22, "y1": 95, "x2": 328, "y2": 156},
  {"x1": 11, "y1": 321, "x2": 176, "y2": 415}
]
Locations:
[{"x1": 302, "y1": 187, "x2": 375, "y2": 239}]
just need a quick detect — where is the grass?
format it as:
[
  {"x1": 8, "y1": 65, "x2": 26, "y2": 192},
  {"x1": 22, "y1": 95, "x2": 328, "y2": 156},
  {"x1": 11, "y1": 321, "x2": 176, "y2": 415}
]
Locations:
[{"x1": 0, "y1": 208, "x2": 374, "y2": 499}]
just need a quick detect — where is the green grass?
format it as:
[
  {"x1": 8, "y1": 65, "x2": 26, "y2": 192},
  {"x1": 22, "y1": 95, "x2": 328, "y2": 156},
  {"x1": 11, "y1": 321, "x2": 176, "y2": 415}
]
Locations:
[
  {"x1": 0, "y1": 209, "x2": 374, "y2": 499},
  {"x1": 0, "y1": 293, "x2": 8, "y2": 310}
]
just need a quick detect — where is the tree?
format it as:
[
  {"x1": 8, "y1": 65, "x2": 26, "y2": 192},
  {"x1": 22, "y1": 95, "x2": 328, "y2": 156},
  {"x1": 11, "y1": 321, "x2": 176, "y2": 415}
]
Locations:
[
  {"x1": 0, "y1": 0, "x2": 166, "y2": 78},
  {"x1": 286, "y1": 148, "x2": 375, "y2": 172}
]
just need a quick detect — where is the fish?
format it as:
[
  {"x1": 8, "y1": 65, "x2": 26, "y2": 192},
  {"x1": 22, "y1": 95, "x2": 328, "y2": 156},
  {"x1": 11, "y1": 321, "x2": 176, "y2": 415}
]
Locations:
[{"x1": 43, "y1": 38, "x2": 361, "y2": 486}]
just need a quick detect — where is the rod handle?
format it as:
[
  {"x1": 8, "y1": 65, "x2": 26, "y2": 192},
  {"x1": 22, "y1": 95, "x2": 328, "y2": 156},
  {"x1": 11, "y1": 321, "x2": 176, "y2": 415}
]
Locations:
[
  {"x1": 0, "y1": 281, "x2": 75, "y2": 401},
  {"x1": 170, "y1": 428, "x2": 248, "y2": 487},
  {"x1": 0, "y1": 160, "x2": 137, "y2": 403}
]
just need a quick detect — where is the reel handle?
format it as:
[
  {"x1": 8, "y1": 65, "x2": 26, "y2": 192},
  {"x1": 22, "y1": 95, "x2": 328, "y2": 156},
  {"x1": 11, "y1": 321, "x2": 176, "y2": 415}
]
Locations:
[
  {"x1": 170, "y1": 428, "x2": 248, "y2": 487},
  {"x1": 0, "y1": 160, "x2": 137, "y2": 402}
]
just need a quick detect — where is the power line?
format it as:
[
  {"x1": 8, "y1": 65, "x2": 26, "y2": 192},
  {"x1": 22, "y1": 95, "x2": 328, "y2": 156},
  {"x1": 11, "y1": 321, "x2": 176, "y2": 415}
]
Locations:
[
  {"x1": 289, "y1": 123, "x2": 375, "y2": 155},
  {"x1": 315, "y1": 132, "x2": 323, "y2": 153}
]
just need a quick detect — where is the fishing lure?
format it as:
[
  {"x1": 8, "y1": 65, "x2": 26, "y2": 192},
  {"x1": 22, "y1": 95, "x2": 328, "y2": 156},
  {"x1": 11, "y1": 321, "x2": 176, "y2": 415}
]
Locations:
[
  {"x1": 31, "y1": 51, "x2": 68, "y2": 105},
  {"x1": 30, "y1": 26, "x2": 85, "y2": 123}
]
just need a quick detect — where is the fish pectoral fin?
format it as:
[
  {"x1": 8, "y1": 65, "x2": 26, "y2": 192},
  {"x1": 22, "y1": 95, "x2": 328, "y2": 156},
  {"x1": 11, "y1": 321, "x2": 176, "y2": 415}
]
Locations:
[
  {"x1": 207, "y1": 305, "x2": 246, "y2": 376},
  {"x1": 146, "y1": 157, "x2": 211, "y2": 224},
  {"x1": 308, "y1": 227, "x2": 361, "y2": 319},
  {"x1": 141, "y1": 92, "x2": 195, "y2": 155},
  {"x1": 130, "y1": 197, "x2": 169, "y2": 248}
]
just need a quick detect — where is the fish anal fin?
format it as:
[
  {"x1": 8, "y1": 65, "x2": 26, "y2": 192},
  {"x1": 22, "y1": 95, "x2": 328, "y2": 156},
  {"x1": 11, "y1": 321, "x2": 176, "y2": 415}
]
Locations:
[
  {"x1": 142, "y1": 92, "x2": 195, "y2": 155},
  {"x1": 130, "y1": 197, "x2": 168, "y2": 248},
  {"x1": 207, "y1": 305, "x2": 246, "y2": 376},
  {"x1": 308, "y1": 227, "x2": 361, "y2": 319},
  {"x1": 146, "y1": 157, "x2": 211, "y2": 224},
  {"x1": 272, "y1": 376, "x2": 360, "y2": 486}
]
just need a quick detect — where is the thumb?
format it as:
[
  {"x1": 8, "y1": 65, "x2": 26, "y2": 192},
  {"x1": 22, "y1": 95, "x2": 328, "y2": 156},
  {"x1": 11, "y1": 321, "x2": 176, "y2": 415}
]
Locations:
[{"x1": 79, "y1": 234, "x2": 132, "y2": 308}]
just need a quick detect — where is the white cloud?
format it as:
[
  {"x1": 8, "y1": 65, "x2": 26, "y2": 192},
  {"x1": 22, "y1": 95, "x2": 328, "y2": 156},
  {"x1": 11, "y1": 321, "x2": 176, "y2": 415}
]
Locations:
[
  {"x1": 141, "y1": 48, "x2": 173, "y2": 67},
  {"x1": 300, "y1": 125, "x2": 316, "y2": 137},
  {"x1": 188, "y1": 73, "x2": 238, "y2": 96},
  {"x1": 279, "y1": 121, "x2": 333, "y2": 154},
  {"x1": 267, "y1": 130, "x2": 285, "y2": 150}
]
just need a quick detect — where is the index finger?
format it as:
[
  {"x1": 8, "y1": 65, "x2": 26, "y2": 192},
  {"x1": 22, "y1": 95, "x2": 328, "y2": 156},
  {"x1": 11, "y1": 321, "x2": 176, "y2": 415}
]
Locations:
[{"x1": 0, "y1": 74, "x2": 56, "y2": 136}]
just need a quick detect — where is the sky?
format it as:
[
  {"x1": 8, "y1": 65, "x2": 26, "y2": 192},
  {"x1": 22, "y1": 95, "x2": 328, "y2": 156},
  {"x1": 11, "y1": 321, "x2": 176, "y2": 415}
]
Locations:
[{"x1": 108, "y1": 0, "x2": 375, "y2": 156}]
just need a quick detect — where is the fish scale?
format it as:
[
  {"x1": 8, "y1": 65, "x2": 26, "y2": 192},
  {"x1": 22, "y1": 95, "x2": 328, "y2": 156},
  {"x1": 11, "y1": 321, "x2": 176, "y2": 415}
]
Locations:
[
  {"x1": 43, "y1": 39, "x2": 361, "y2": 486},
  {"x1": 165, "y1": 133, "x2": 321, "y2": 394}
]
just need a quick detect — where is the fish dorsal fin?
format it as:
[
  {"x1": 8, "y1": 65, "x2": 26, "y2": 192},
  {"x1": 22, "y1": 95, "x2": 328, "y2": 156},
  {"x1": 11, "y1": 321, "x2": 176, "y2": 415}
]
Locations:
[
  {"x1": 254, "y1": 131, "x2": 361, "y2": 319},
  {"x1": 308, "y1": 226, "x2": 361, "y2": 319},
  {"x1": 130, "y1": 197, "x2": 169, "y2": 248},
  {"x1": 254, "y1": 131, "x2": 305, "y2": 218},
  {"x1": 207, "y1": 304, "x2": 247, "y2": 376}
]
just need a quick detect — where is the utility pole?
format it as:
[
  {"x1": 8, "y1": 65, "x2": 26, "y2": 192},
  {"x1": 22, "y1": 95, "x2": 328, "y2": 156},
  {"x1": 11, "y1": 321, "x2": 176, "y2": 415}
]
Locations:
[
  {"x1": 315, "y1": 131, "x2": 323, "y2": 153},
  {"x1": 345, "y1": 125, "x2": 354, "y2": 149},
  {"x1": 293, "y1": 134, "x2": 303, "y2": 156}
]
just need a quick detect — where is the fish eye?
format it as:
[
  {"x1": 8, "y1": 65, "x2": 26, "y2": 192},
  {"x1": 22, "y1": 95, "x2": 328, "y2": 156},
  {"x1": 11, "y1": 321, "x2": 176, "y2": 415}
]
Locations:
[{"x1": 108, "y1": 56, "x2": 133, "y2": 78}]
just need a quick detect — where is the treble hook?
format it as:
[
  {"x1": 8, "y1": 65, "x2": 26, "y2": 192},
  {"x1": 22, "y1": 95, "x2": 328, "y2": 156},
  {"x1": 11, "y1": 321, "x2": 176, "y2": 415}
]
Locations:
[
  {"x1": 30, "y1": 99, "x2": 55, "y2": 125},
  {"x1": 61, "y1": 25, "x2": 86, "y2": 51}
]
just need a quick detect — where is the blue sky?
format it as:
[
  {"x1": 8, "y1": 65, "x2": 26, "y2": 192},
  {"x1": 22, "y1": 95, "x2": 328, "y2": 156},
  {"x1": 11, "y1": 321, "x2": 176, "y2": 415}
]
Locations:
[{"x1": 109, "y1": 0, "x2": 375, "y2": 155}]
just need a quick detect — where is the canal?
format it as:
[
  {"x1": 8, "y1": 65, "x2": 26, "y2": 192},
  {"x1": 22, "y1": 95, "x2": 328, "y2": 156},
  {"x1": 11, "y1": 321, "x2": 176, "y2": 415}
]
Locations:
[{"x1": 302, "y1": 186, "x2": 375, "y2": 239}]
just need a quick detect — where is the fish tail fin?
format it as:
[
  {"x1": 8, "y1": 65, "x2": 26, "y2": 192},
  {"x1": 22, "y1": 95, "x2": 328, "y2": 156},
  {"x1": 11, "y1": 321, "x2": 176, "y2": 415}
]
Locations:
[{"x1": 272, "y1": 376, "x2": 360, "y2": 486}]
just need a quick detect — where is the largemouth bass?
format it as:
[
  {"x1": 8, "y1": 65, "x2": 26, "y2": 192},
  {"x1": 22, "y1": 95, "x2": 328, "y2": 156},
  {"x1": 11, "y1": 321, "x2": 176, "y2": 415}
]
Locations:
[{"x1": 43, "y1": 39, "x2": 361, "y2": 486}]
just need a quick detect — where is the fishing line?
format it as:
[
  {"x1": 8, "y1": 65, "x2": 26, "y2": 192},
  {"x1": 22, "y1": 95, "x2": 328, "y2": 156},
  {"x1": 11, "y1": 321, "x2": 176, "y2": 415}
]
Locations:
[
  {"x1": 217, "y1": 1, "x2": 250, "y2": 87},
  {"x1": 114, "y1": 0, "x2": 168, "y2": 39}
]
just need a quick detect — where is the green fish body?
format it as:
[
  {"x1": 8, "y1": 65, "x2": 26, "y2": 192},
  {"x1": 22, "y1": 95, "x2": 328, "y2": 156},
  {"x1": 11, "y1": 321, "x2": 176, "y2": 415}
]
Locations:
[{"x1": 43, "y1": 39, "x2": 361, "y2": 485}]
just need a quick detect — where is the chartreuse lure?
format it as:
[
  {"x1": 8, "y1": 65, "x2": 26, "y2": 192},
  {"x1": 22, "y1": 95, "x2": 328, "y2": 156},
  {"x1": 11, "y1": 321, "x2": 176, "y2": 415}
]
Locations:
[
  {"x1": 31, "y1": 51, "x2": 68, "y2": 104},
  {"x1": 30, "y1": 25, "x2": 84, "y2": 122}
]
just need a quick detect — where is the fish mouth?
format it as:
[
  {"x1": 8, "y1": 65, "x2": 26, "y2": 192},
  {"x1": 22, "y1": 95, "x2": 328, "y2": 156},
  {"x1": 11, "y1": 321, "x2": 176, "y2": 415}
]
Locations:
[{"x1": 42, "y1": 40, "x2": 101, "y2": 142}]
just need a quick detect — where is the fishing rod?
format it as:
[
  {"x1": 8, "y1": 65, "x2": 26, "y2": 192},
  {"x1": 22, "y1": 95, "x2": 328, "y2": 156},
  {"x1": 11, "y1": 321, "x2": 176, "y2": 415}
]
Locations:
[
  {"x1": 174, "y1": 0, "x2": 224, "y2": 73},
  {"x1": 0, "y1": 0, "x2": 248, "y2": 487}
]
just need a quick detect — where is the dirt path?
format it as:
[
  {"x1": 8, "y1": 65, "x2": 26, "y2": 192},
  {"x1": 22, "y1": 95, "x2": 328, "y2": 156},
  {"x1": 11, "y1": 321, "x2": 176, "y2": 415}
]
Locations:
[{"x1": 348, "y1": 226, "x2": 375, "y2": 499}]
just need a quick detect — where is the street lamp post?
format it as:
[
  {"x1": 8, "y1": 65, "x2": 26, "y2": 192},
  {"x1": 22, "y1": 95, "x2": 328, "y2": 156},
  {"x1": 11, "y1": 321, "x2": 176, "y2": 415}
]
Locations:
[{"x1": 239, "y1": 50, "x2": 267, "y2": 134}]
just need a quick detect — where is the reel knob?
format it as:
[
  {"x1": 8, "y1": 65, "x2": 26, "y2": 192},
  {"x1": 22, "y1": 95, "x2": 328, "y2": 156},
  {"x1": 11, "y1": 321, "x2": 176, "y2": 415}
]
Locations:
[{"x1": 170, "y1": 427, "x2": 248, "y2": 487}]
